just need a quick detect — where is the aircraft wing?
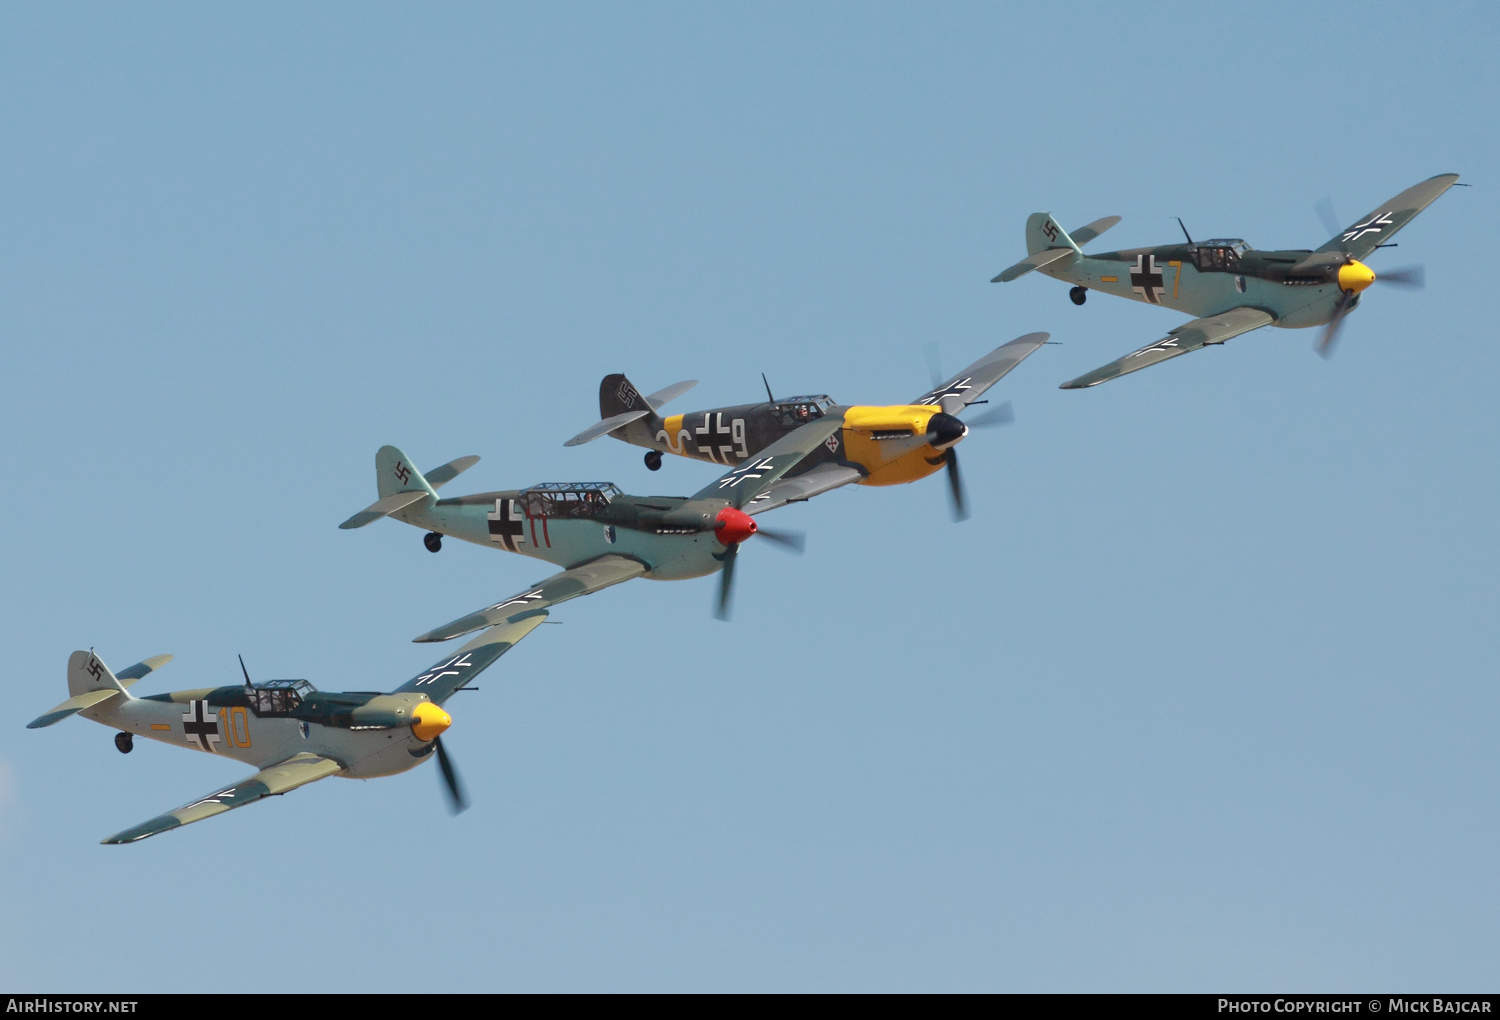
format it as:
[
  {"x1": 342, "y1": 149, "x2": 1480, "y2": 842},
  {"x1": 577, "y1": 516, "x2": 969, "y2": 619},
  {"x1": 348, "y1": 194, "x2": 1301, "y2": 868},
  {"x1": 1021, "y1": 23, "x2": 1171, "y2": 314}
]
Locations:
[
  {"x1": 395, "y1": 612, "x2": 550, "y2": 700},
  {"x1": 745, "y1": 463, "x2": 864, "y2": 515},
  {"x1": 413, "y1": 554, "x2": 647, "y2": 643},
  {"x1": 1060, "y1": 308, "x2": 1275, "y2": 389},
  {"x1": 692, "y1": 415, "x2": 846, "y2": 509},
  {"x1": 1316, "y1": 173, "x2": 1460, "y2": 261},
  {"x1": 101, "y1": 752, "x2": 343, "y2": 845},
  {"x1": 912, "y1": 333, "x2": 1050, "y2": 412}
]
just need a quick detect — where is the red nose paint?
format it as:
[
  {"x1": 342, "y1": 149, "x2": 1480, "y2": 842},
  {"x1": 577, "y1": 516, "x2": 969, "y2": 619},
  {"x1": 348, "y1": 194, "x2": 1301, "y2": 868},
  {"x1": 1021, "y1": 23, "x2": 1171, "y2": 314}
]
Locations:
[{"x1": 714, "y1": 507, "x2": 757, "y2": 546}]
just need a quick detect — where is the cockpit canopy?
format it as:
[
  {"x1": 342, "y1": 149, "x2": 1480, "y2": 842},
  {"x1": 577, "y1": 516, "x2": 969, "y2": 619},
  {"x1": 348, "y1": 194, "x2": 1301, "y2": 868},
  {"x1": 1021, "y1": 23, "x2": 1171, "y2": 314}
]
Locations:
[
  {"x1": 246, "y1": 678, "x2": 316, "y2": 716},
  {"x1": 769, "y1": 394, "x2": 834, "y2": 429},
  {"x1": 520, "y1": 481, "x2": 622, "y2": 519},
  {"x1": 1192, "y1": 239, "x2": 1251, "y2": 272}
]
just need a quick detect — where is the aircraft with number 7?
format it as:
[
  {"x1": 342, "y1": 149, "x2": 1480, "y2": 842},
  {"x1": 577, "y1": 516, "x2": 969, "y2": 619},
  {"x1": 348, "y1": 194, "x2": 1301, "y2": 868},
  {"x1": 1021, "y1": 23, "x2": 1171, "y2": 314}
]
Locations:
[
  {"x1": 28, "y1": 617, "x2": 545, "y2": 843},
  {"x1": 992, "y1": 173, "x2": 1460, "y2": 387}
]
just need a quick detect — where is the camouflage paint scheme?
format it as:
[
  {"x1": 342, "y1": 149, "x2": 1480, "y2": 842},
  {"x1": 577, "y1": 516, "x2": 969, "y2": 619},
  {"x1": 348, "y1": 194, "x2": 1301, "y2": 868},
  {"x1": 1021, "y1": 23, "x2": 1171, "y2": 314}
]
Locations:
[
  {"x1": 993, "y1": 174, "x2": 1460, "y2": 387},
  {"x1": 570, "y1": 333, "x2": 1048, "y2": 485},
  {"x1": 341, "y1": 416, "x2": 849, "y2": 640},
  {"x1": 28, "y1": 616, "x2": 545, "y2": 843}
]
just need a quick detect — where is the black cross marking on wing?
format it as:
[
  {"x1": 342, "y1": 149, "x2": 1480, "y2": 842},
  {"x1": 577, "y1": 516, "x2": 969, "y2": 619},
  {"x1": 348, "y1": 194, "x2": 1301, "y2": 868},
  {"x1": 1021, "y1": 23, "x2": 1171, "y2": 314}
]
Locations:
[
  {"x1": 916, "y1": 376, "x2": 974, "y2": 407},
  {"x1": 1125, "y1": 338, "x2": 1180, "y2": 360},
  {"x1": 1343, "y1": 211, "x2": 1393, "y2": 243},
  {"x1": 486, "y1": 589, "x2": 545, "y2": 612},
  {"x1": 716, "y1": 456, "x2": 775, "y2": 490},
  {"x1": 415, "y1": 653, "x2": 474, "y2": 686}
]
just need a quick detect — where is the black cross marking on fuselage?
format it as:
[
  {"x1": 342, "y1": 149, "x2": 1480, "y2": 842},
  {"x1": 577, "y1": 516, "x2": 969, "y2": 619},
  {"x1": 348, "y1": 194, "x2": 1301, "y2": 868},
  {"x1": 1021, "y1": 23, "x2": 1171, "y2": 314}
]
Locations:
[
  {"x1": 488, "y1": 498, "x2": 525, "y2": 551},
  {"x1": 182, "y1": 700, "x2": 220, "y2": 753},
  {"x1": 1131, "y1": 255, "x2": 1165, "y2": 304}
]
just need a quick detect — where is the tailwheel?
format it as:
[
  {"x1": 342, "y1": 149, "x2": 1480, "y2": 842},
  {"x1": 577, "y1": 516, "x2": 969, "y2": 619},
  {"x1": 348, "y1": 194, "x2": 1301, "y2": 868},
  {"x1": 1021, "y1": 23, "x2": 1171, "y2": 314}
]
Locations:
[
  {"x1": 644, "y1": 450, "x2": 663, "y2": 471},
  {"x1": 115, "y1": 731, "x2": 133, "y2": 754},
  {"x1": 1070, "y1": 286, "x2": 1087, "y2": 306},
  {"x1": 424, "y1": 532, "x2": 443, "y2": 553}
]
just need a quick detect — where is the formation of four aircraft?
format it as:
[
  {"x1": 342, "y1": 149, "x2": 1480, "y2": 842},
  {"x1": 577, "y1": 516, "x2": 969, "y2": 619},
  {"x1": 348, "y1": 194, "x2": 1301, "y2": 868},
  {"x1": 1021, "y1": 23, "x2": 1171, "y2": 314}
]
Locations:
[{"x1": 31, "y1": 174, "x2": 1461, "y2": 842}]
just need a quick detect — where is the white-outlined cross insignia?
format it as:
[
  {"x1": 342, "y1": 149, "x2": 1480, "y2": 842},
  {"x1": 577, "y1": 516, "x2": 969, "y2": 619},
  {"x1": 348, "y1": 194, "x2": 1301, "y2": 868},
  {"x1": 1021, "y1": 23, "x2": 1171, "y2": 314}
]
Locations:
[
  {"x1": 716, "y1": 456, "x2": 775, "y2": 489},
  {"x1": 182, "y1": 700, "x2": 221, "y2": 753},
  {"x1": 1342, "y1": 211, "x2": 1393, "y2": 244},
  {"x1": 415, "y1": 652, "x2": 474, "y2": 687},
  {"x1": 487, "y1": 589, "x2": 545, "y2": 613}
]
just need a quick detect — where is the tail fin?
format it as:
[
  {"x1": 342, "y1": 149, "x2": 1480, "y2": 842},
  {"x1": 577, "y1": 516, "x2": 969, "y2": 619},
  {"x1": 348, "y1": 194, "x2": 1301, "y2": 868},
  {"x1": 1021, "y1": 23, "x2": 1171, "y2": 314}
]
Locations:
[
  {"x1": 1025, "y1": 212, "x2": 1083, "y2": 256},
  {"x1": 599, "y1": 374, "x2": 652, "y2": 419},
  {"x1": 376, "y1": 445, "x2": 439, "y2": 501},
  {"x1": 67, "y1": 650, "x2": 129, "y2": 698}
]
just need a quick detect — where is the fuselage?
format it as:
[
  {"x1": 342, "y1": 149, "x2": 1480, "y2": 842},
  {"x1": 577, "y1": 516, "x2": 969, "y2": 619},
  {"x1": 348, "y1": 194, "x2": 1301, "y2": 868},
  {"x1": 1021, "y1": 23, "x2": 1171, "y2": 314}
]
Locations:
[
  {"x1": 1041, "y1": 240, "x2": 1362, "y2": 330},
  {"x1": 395, "y1": 487, "x2": 735, "y2": 581},
  {"x1": 77, "y1": 685, "x2": 439, "y2": 779},
  {"x1": 613, "y1": 400, "x2": 959, "y2": 481}
]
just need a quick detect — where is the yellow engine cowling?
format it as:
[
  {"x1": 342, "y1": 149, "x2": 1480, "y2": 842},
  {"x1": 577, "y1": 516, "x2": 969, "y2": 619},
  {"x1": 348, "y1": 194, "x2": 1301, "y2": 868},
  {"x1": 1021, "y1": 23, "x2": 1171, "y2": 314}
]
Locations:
[{"x1": 839, "y1": 405, "x2": 949, "y2": 487}]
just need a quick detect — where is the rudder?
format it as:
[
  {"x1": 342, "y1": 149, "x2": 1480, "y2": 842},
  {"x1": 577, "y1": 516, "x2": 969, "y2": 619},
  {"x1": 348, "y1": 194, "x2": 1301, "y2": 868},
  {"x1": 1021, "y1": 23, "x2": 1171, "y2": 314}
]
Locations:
[
  {"x1": 1025, "y1": 212, "x2": 1083, "y2": 256},
  {"x1": 599, "y1": 374, "x2": 653, "y2": 419},
  {"x1": 376, "y1": 445, "x2": 439, "y2": 501}
]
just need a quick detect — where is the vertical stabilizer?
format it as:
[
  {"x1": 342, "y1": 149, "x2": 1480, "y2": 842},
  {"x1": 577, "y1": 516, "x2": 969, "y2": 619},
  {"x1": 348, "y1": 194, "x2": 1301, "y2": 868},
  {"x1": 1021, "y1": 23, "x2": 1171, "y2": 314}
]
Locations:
[
  {"x1": 375, "y1": 446, "x2": 439, "y2": 501},
  {"x1": 67, "y1": 650, "x2": 129, "y2": 698},
  {"x1": 1025, "y1": 212, "x2": 1083, "y2": 256}
]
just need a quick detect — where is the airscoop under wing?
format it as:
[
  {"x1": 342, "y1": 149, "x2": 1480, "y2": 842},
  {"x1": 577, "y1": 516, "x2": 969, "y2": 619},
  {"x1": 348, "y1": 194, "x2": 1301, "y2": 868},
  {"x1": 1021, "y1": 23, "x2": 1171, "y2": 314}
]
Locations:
[
  {"x1": 102, "y1": 753, "x2": 343, "y2": 845},
  {"x1": 414, "y1": 555, "x2": 647, "y2": 643},
  {"x1": 1060, "y1": 308, "x2": 1275, "y2": 389}
]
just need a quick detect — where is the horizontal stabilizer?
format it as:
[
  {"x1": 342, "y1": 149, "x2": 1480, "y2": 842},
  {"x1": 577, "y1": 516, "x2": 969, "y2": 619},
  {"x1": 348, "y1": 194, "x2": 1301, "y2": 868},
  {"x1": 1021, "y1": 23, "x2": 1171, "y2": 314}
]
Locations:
[
  {"x1": 424, "y1": 455, "x2": 480, "y2": 490},
  {"x1": 992, "y1": 247, "x2": 1074, "y2": 283},
  {"x1": 1069, "y1": 215, "x2": 1122, "y2": 247},
  {"x1": 415, "y1": 555, "x2": 647, "y2": 643},
  {"x1": 1060, "y1": 308, "x2": 1274, "y2": 389},
  {"x1": 115, "y1": 654, "x2": 172, "y2": 685},
  {"x1": 565, "y1": 408, "x2": 652, "y2": 447},
  {"x1": 28, "y1": 688, "x2": 121, "y2": 729},
  {"x1": 339, "y1": 489, "x2": 431, "y2": 530},
  {"x1": 102, "y1": 752, "x2": 343, "y2": 845},
  {"x1": 645, "y1": 379, "x2": 698, "y2": 408}
]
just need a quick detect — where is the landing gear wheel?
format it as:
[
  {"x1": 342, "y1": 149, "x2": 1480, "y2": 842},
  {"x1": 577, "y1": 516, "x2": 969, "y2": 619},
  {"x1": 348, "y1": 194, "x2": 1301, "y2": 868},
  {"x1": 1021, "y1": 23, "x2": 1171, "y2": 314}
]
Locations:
[
  {"x1": 114, "y1": 731, "x2": 134, "y2": 754},
  {"x1": 644, "y1": 450, "x2": 663, "y2": 471},
  {"x1": 1070, "y1": 286, "x2": 1088, "y2": 306},
  {"x1": 424, "y1": 532, "x2": 443, "y2": 553}
]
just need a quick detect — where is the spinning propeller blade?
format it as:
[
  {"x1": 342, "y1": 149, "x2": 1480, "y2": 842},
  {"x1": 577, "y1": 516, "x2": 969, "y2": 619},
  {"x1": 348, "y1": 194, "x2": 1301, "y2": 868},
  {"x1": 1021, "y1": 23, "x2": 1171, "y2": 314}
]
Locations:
[
  {"x1": 964, "y1": 401, "x2": 1014, "y2": 429},
  {"x1": 945, "y1": 448, "x2": 969, "y2": 522},
  {"x1": 714, "y1": 544, "x2": 738, "y2": 621},
  {"x1": 1375, "y1": 265, "x2": 1425, "y2": 289},
  {"x1": 1315, "y1": 196, "x2": 1342, "y2": 238},
  {"x1": 755, "y1": 527, "x2": 805, "y2": 552},
  {"x1": 1317, "y1": 289, "x2": 1356, "y2": 359},
  {"x1": 434, "y1": 736, "x2": 468, "y2": 815}
]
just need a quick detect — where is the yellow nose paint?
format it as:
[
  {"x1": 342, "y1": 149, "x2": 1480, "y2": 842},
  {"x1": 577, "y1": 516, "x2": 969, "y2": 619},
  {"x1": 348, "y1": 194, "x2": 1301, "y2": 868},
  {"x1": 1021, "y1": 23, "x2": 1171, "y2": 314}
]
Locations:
[
  {"x1": 411, "y1": 701, "x2": 452, "y2": 742},
  {"x1": 1337, "y1": 260, "x2": 1376, "y2": 293}
]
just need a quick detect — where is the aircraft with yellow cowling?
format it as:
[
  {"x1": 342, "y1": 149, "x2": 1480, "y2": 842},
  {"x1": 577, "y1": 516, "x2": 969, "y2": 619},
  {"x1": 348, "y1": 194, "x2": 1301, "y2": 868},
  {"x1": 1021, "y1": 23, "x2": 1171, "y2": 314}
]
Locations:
[
  {"x1": 339, "y1": 333, "x2": 1045, "y2": 628},
  {"x1": 991, "y1": 173, "x2": 1460, "y2": 388},
  {"x1": 565, "y1": 332, "x2": 1049, "y2": 523},
  {"x1": 27, "y1": 617, "x2": 545, "y2": 843}
]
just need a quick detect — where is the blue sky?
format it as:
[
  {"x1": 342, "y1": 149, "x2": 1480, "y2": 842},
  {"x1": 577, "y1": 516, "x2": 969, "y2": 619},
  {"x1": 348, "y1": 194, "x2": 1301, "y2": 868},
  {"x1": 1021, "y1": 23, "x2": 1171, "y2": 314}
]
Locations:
[{"x1": 0, "y1": 3, "x2": 1495, "y2": 991}]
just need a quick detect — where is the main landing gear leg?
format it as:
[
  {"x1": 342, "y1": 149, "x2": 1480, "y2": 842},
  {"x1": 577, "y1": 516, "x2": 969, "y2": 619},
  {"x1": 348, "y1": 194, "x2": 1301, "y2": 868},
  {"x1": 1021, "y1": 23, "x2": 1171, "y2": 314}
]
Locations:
[
  {"x1": 644, "y1": 450, "x2": 663, "y2": 471},
  {"x1": 115, "y1": 731, "x2": 133, "y2": 754},
  {"x1": 424, "y1": 532, "x2": 443, "y2": 553},
  {"x1": 1070, "y1": 286, "x2": 1088, "y2": 306}
]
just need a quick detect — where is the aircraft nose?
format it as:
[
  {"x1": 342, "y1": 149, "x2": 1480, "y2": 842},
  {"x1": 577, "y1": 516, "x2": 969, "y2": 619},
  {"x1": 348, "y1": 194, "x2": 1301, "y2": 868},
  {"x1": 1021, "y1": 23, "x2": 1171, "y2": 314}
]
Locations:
[
  {"x1": 926, "y1": 412, "x2": 969, "y2": 451},
  {"x1": 410, "y1": 701, "x2": 451, "y2": 742},
  {"x1": 714, "y1": 506, "x2": 758, "y2": 546},
  {"x1": 1338, "y1": 260, "x2": 1376, "y2": 293}
]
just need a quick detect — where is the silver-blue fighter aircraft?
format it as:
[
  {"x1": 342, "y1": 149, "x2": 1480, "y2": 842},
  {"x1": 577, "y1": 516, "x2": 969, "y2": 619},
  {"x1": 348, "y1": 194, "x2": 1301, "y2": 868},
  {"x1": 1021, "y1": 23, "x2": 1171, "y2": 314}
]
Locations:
[{"x1": 993, "y1": 173, "x2": 1460, "y2": 387}]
